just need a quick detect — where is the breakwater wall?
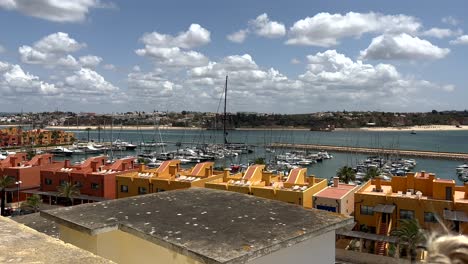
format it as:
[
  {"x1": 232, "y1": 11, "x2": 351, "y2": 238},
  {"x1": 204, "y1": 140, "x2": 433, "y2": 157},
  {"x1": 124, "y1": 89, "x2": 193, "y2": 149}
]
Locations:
[{"x1": 270, "y1": 143, "x2": 468, "y2": 161}]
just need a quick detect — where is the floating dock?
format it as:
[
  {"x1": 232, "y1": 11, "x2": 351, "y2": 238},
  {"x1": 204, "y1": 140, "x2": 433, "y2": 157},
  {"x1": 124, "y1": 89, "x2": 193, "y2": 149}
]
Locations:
[{"x1": 270, "y1": 143, "x2": 468, "y2": 161}]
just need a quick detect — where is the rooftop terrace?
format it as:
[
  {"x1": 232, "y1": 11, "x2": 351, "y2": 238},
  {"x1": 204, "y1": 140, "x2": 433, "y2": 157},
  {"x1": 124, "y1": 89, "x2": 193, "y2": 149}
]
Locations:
[{"x1": 42, "y1": 188, "x2": 352, "y2": 264}]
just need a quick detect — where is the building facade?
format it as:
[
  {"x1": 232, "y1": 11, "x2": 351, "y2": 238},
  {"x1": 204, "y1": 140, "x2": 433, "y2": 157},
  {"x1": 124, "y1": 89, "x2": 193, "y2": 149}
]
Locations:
[
  {"x1": 0, "y1": 127, "x2": 75, "y2": 147},
  {"x1": 205, "y1": 166, "x2": 328, "y2": 208},
  {"x1": 313, "y1": 177, "x2": 360, "y2": 215},
  {"x1": 39, "y1": 156, "x2": 137, "y2": 202},
  {"x1": 116, "y1": 161, "x2": 223, "y2": 198},
  {"x1": 355, "y1": 171, "x2": 468, "y2": 237}
]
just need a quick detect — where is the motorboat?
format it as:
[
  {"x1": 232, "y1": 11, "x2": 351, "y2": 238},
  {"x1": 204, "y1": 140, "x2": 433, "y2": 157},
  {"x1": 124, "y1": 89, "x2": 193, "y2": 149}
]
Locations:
[{"x1": 49, "y1": 146, "x2": 73, "y2": 156}]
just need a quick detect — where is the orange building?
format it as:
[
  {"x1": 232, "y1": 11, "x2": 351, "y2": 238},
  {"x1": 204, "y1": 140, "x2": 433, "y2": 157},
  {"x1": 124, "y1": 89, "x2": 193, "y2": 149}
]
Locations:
[
  {"x1": 0, "y1": 153, "x2": 64, "y2": 204},
  {"x1": 205, "y1": 165, "x2": 328, "y2": 208},
  {"x1": 313, "y1": 177, "x2": 360, "y2": 215},
  {"x1": 0, "y1": 127, "x2": 75, "y2": 147},
  {"x1": 0, "y1": 127, "x2": 22, "y2": 147},
  {"x1": 116, "y1": 161, "x2": 223, "y2": 198},
  {"x1": 38, "y1": 156, "x2": 137, "y2": 203},
  {"x1": 355, "y1": 171, "x2": 468, "y2": 240}
]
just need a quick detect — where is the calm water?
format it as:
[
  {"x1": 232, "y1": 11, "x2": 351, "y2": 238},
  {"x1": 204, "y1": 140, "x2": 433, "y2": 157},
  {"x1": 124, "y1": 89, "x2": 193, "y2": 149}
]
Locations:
[{"x1": 62, "y1": 129, "x2": 468, "y2": 184}]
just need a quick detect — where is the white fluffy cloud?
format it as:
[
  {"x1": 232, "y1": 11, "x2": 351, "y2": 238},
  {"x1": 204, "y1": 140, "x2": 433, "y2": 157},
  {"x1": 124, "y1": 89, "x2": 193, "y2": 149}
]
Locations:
[
  {"x1": 286, "y1": 12, "x2": 421, "y2": 47},
  {"x1": 136, "y1": 24, "x2": 210, "y2": 68},
  {"x1": 421, "y1": 27, "x2": 462, "y2": 39},
  {"x1": 19, "y1": 32, "x2": 86, "y2": 68},
  {"x1": 103, "y1": 64, "x2": 116, "y2": 70},
  {"x1": 450, "y1": 35, "x2": 468, "y2": 45},
  {"x1": 79, "y1": 55, "x2": 102, "y2": 68},
  {"x1": 0, "y1": 61, "x2": 59, "y2": 96},
  {"x1": 0, "y1": 0, "x2": 111, "y2": 22},
  {"x1": 360, "y1": 33, "x2": 450, "y2": 60},
  {"x1": 227, "y1": 29, "x2": 248, "y2": 43},
  {"x1": 63, "y1": 68, "x2": 118, "y2": 94},
  {"x1": 249, "y1": 13, "x2": 286, "y2": 38},
  {"x1": 127, "y1": 70, "x2": 176, "y2": 98}
]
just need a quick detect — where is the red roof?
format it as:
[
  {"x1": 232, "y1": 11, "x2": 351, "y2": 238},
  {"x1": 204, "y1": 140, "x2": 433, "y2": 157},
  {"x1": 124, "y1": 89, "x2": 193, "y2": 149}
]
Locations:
[{"x1": 315, "y1": 184, "x2": 356, "y2": 199}]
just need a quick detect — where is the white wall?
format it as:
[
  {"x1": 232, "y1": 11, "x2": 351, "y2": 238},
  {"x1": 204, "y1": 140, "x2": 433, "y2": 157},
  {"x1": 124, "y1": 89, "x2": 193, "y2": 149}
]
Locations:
[{"x1": 250, "y1": 230, "x2": 335, "y2": 264}]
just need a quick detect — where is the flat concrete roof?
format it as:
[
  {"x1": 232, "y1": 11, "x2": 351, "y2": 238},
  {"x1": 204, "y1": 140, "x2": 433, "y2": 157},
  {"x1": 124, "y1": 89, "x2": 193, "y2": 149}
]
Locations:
[
  {"x1": 0, "y1": 217, "x2": 113, "y2": 264},
  {"x1": 315, "y1": 184, "x2": 357, "y2": 199},
  {"x1": 42, "y1": 188, "x2": 353, "y2": 264},
  {"x1": 12, "y1": 212, "x2": 59, "y2": 238}
]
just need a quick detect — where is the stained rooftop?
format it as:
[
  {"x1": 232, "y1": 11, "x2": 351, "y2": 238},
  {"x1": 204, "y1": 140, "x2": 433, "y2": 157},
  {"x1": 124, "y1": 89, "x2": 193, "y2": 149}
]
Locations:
[
  {"x1": 12, "y1": 212, "x2": 59, "y2": 238},
  {"x1": 0, "y1": 217, "x2": 113, "y2": 264},
  {"x1": 42, "y1": 188, "x2": 352, "y2": 264},
  {"x1": 315, "y1": 184, "x2": 357, "y2": 199}
]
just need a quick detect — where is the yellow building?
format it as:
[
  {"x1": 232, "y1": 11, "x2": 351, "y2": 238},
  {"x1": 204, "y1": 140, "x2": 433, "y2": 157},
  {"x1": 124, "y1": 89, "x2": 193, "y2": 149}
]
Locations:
[
  {"x1": 355, "y1": 171, "x2": 468, "y2": 238},
  {"x1": 22, "y1": 129, "x2": 75, "y2": 145},
  {"x1": 205, "y1": 165, "x2": 328, "y2": 208},
  {"x1": 116, "y1": 160, "x2": 223, "y2": 198}
]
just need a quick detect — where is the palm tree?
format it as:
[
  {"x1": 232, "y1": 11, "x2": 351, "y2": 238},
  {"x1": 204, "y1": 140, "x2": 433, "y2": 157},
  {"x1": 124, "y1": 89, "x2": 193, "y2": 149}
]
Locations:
[
  {"x1": 85, "y1": 127, "x2": 92, "y2": 142},
  {"x1": 391, "y1": 219, "x2": 426, "y2": 262},
  {"x1": 51, "y1": 130, "x2": 59, "y2": 145},
  {"x1": 22, "y1": 194, "x2": 41, "y2": 212},
  {"x1": 0, "y1": 175, "x2": 16, "y2": 216},
  {"x1": 37, "y1": 133, "x2": 44, "y2": 146},
  {"x1": 364, "y1": 167, "x2": 379, "y2": 181},
  {"x1": 337, "y1": 166, "x2": 356, "y2": 184},
  {"x1": 57, "y1": 182, "x2": 80, "y2": 206}
]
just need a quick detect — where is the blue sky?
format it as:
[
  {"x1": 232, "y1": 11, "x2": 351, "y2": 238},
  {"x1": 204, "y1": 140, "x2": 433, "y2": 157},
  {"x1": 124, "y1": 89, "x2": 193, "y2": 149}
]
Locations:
[{"x1": 0, "y1": 0, "x2": 467, "y2": 113}]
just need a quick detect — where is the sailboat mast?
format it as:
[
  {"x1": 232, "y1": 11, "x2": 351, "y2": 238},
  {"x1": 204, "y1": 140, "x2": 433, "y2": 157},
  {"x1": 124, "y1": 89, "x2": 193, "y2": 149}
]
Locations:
[{"x1": 223, "y1": 75, "x2": 228, "y2": 145}]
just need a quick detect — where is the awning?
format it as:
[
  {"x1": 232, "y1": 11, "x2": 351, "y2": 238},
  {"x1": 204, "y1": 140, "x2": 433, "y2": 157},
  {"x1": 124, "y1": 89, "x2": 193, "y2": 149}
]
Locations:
[
  {"x1": 443, "y1": 210, "x2": 468, "y2": 222},
  {"x1": 337, "y1": 230, "x2": 398, "y2": 243},
  {"x1": 373, "y1": 204, "x2": 396, "y2": 214}
]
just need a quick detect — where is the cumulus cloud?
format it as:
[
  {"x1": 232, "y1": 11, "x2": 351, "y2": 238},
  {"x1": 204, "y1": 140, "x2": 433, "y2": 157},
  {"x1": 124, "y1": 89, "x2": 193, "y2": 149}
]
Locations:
[
  {"x1": 79, "y1": 55, "x2": 102, "y2": 68},
  {"x1": 290, "y1": 58, "x2": 301, "y2": 64},
  {"x1": 103, "y1": 63, "x2": 116, "y2": 70},
  {"x1": 227, "y1": 29, "x2": 248, "y2": 43},
  {"x1": 127, "y1": 69, "x2": 176, "y2": 98},
  {"x1": 248, "y1": 13, "x2": 286, "y2": 38},
  {"x1": 421, "y1": 27, "x2": 462, "y2": 39},
  {"x1": 0, "y1": 0, "x2": 112, "y2": 23},
  {"x1": 136, "y1": 24, "x2": 210, "y2": 68},
  {"x1": 450, "y1": 35, "x2": 468, "y2": 45},
  {"x1": 19, "y1": 32, "x2": 86, "y2": 68},
  {"x1": 286, "y1": 12, "x2": 421, "y2": 47},
  {"x1": 360, "y1": 33, "x2": 450, "y2": 60},
  {"x1": 298, "y1": 50, "x2": 452, "y2": 108},
  {"x1": 0, "y1": 61, "x2": 59, "y2": 96},
  {"x1": 63, "y1": 68, "x2": 118, "y2": 95}
]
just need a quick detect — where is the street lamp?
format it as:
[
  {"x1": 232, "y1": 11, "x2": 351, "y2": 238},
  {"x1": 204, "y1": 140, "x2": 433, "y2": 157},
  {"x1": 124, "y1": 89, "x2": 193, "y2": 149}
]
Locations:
[{"x1": 15, "y1": 180, "x2": 22, "y2": 212}]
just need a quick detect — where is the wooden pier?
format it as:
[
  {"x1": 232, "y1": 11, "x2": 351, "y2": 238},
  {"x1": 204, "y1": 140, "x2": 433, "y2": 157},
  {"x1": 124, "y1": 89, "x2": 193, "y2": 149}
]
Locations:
[{"x1": 269, "y1": 143, "x2": 468, "y2": 161}]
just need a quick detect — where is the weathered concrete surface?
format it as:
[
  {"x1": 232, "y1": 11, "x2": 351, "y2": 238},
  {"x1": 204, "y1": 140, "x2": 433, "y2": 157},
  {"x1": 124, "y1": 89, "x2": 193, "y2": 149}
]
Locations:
[
  {"x1": 42, "y1": 188, "x2": 353, "y2": 264},
  {"x1": 12, "y1": 212, "x2": 59, "y2": 238},
  {"x1": 0, "y1": 216, "x2": 114, "y2": 264}
]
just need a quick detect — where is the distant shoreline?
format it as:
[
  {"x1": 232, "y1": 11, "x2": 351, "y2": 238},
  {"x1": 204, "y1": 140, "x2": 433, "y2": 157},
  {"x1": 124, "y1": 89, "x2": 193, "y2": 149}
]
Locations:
[{"x1": 43, "y1": 124, "x2": 468, "y2": 132}]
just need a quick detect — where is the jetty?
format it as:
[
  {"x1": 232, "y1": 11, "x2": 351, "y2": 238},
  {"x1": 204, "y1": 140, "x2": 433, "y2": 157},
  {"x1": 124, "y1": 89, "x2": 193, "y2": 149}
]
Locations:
[{"x1": 270, "y1": 143, "x2": 468, "y2": 161}]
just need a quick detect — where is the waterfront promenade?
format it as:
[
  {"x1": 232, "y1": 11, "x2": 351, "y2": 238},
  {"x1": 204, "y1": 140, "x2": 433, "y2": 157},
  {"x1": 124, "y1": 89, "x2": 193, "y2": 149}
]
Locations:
[{"x1": 270, "y1": 143, "x2": 468, "y2": 161}]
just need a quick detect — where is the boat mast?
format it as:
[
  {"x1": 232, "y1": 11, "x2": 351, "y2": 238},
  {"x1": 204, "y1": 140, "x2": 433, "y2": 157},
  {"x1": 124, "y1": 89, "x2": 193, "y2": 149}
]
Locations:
[{"x1": 223, "y1": 75, "x2": 228, "y2": 146}]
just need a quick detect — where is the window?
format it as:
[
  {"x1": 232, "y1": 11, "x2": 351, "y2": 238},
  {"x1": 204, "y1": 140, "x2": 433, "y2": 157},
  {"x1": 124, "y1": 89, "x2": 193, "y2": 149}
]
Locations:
[
  {"x1": 59, "y1": 180, "x2": 67, "y2": 186},
  {"x1": 121, "y1": 185, "x2": 129, "y2": 193},
  {"x1": 424, "y1": 212, "x2": 437, "y2": 223},
  {"x1": 400, "y1": 209, "x2": 415, "y2": 220},
  {"x1": 74, "y1": 181, "x2": 82, "y2": 188},
  {"x1": 91, "y1": 183, "x2": 100, "y2": 190},
  {"x1": 138, "y1": 187, "x2": 147, "y2": 195},
  {"x1": 361, "y1": 205, "x2": 374, "y2": 216},
  {"x1": 45, "y1": 178, "x2": 53, "y2": 185}
]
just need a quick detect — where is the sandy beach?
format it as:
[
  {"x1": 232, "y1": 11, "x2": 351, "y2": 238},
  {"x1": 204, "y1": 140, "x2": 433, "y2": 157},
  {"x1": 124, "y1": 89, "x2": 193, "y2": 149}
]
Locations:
[{"x1": 359, "y1": 125, "x2": 468, "y2": 132}]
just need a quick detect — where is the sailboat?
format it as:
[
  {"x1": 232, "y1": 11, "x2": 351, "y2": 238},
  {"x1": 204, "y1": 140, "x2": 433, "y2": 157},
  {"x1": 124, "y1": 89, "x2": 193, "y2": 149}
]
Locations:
[{"x1": 410, "y1": 130, "x2": 416, "y2": 135}]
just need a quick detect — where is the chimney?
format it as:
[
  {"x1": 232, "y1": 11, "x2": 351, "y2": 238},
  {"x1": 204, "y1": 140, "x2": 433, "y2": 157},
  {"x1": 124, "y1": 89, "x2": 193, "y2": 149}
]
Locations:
[
  {"x1": 375, "y1": 176, "x2": 382, "y2": 192},
  {"x1": 465, "y1": 183, "x2": 468, "y2": 199},
  {"x1": 121, "y1": 163, "x2": 126, "y2": 171},
  {"x1": 64, "y1": 159, "x2": 70, "y2": 168},
  {"x1": 420, "y1": 171, "x2": 426, "y2": 178},
  {"x1": 333, "y1": 177, "x2": 339, "y2": 188},
  {"x1": 169, "y1": 165, "x2": 177, "y2": 176},
  {"x1": 204, "y1": 167, "x2": 212, "y2": 177},
  {"x1": 10, "y1": 156, "x2": 17, "y2": 167},
  {"x1": 429, "y1": 173, "x2": 435, "y2": 182},
  {"x1": 309, "y1": 175, "x2": 316, "y2": 186},
  {"x1": 139, "y1": 164, "x2": 145, "y2": 172},
  {"x1": 223, "y1": 168, "x2": 230, "y2": 181},
  {"x1": 37, "y1": 157, "x2": 42, "y2": 166},
  {"x1": 91, "y1": 161, "x2": 98, "y2": 172}
]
